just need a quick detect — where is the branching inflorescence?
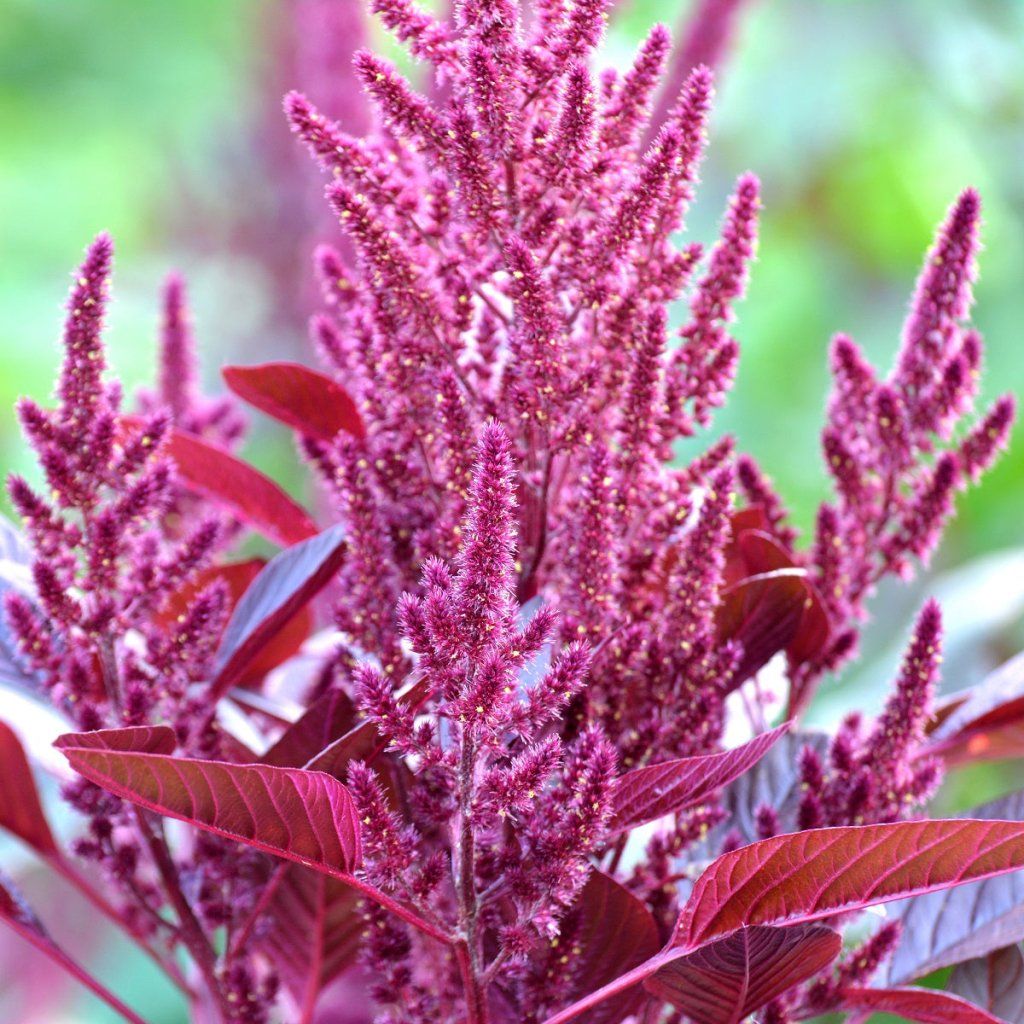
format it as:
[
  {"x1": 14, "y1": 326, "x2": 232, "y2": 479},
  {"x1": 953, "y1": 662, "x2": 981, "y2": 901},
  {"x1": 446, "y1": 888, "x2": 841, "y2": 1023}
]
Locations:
[{"x1": 0, "y1": 2, "x2": 1019, "y2": 1024}]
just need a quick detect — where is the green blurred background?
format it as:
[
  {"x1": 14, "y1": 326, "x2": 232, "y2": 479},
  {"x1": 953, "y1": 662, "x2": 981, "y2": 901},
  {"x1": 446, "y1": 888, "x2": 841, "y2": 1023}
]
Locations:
[{"x1": 1, "y1": 0, "x2": 1022, "y2": 1019}]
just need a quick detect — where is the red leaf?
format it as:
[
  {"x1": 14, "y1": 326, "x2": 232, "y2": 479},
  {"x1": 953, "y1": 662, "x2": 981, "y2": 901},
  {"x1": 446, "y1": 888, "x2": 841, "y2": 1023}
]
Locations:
[
  {"x1": 262, "y1": 689, "x2": 360, "y2": 769},
  {"x1": 158, "y1": 559, "x2": 312, "y2": 687},
  {"x1": 785, "y1": 574, "x2": 830, "y2": 666},
  {"x1": 720, "y1": 525, "x2": 830, "y2": 701},
  {"x1": 929, "y1": 653, "x2": 1024, "y2": 765},
  {"x1": 0, "y1": 872, "x2": 150, "y2": 1024},
  {"x1": 676, "y1": 819, "x2": 1024, "y2": 950},
  {"x1": 610, "y1": 724, "x2": 789, "y2": 834},
  {"x1": 734, "y1": 529, "x2": 793, "y2": 575},
  {"x1": 949, "y1": 946, "x2": 1024, "y2": 1023},
  {"x1": 55, "y1": 727, "x2": 361, "y2": 874},
  {"x1": 557, "y1": 870, "x2": 661, "y2": 1024},
  {"x1": 124, "y1": 416, "x2": 319, "y2": 547},
  {"x1": 885, "y1": 789, "x2": 1024, "y2": 984},
  {"x1": 644, "y1": 925, "x2": 841, "y2": 1024},
  {"x1": 210, "y1": 524, "x2": 347, "y2": 699},
  {"x1": 839, "y1": 986, "x2": 1012, "y2": 1023},
  {"x1": 260, "y1": 867, "x2": 363, "y2": 1010},
  {"x1": 717, "y1": 569, "x2": 809, "y2": 684},
  {"x1": 305, "y1": 719, "x2": 383, "y2": 780},
  {"x1": 61, "y1": 725, "x2": 176, "y2": 754},
  {"x1": 722, "y1": 508, "x2": 772, "y2": 587},
  {"x1": 223, "y1": 362, "x2": 365, "y2": 442},
  {"x1": 0, "y1": 719, "x2": 57, "y2": 854}
]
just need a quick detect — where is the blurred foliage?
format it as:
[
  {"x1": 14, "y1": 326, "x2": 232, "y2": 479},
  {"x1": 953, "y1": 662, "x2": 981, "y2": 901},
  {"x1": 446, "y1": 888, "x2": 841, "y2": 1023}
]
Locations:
[{"x1": 1, "y1": 0, "x2": 1022, "y2": 1020}]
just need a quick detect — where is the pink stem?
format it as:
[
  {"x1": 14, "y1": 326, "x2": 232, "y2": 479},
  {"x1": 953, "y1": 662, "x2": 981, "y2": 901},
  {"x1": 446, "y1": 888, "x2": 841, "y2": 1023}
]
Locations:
[
  {"x1": 3, "y1": 915, "x2": 155, "y2": 1024},
  {"x1": 45, "y1": 853, "x2": 191, "y2": 994},
  {"x1": 540, "y1": 950, "x2": 674, "y2": 1024}
]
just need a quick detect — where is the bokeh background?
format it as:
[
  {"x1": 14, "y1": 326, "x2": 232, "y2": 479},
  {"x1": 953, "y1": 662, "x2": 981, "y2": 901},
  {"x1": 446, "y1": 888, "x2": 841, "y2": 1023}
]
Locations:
[{"x1": 1, "y1": 0, "x2": 1022, "y2": 1019}]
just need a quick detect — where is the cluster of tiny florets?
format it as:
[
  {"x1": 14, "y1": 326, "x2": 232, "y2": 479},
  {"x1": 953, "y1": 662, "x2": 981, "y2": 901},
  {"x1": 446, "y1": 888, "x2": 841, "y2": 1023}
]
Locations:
[{"x1": 3, "y1": 1, "x2": 1015, "y2": 1022}]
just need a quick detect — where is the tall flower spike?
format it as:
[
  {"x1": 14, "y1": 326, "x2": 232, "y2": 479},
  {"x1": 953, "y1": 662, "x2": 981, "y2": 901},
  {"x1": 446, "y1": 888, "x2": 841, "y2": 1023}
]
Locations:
[
  {"x1": 618, "y1": 305, "x2": 667, "y2": 489},
  {"x1": 664, "y1": 171, "x2": 759, "y2": 438},
  {"x1": 353, "y1": 51, "x2": 447, "y2": 153},
  {"x1": 155, "y1": 273, "x2": 198, "y2": 421},
  {"x1": 327, "y1": 182, "x2": 447, "y2": 370},
  {"x1": 585, "y1": 125, "x2": 684, "y2": 295},
  {"x1": 560, "y1": 443, "x2": 619, "y2": 641},
  {"x1": 454, "y1": 422, "x2": 519, "y2": 657},
  {"x1": 548, "y1": 0, "x2": 612, "y2": 66},
  {"x1": 542, "y1": 62, "x2": 596, "y2": 187},
  {"x1": 138, "y1": 274, "x2": 245, "y2": 447},
  {"x1": 864, "y1": 599, "x2": 942, "y2": 770},
  {"x1": 658, "y1": 64, "x2": 715, "y2": 231},
  {"x1": 446, "y1": 103, "x2": 506, "y2": 233},
  {"x1": 598, "y1": 23, "x2": 672, "y2": 155},
  {"x1": 960, "y1": 394, "x2": 1015, "y2": 481},
  {"x1": 466, "y1": 43, "x2": 521, "y2": 160},
  {"x1": 371, "y1": 0, "x2": 459, "y2": 71},
  {"x1": 827, "y1": 332, "x2": 877, "y2": 435},
  {"x1": 57, "y1": 232, "x2": 114, "y2": 431},
  {"x1": 503, "y1": 237, "x2": 568, "y2": 413},
  {"x1": 895, "y1": 188, "x2": 980, "y2": 416}
]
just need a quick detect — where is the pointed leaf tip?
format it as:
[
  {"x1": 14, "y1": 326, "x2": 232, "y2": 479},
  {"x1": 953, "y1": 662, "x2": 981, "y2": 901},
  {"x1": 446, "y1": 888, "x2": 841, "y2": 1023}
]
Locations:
[
  {"x1": 57, "y1": 729, "x2": 361, "y2": 875},
  {"x1": 210, "y1": 523, "x2": 348, "y2": 698},
  {"x1": 610, "y1": 723, "x2": 790, "y2": 834},
  {"x1": 223, "y1": 362, "x2": 365, "y2": 442},
  {"x1": 0, "y1": 719, "x2": 57, "y2": 854},
  {"x1": 676, "y1": 819, "x2": 1024, "y2": 951}
]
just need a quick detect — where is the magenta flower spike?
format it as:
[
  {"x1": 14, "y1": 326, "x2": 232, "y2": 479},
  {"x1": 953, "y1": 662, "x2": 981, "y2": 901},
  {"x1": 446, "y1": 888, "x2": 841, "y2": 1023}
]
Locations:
[{"x1": 3, "y1": 3, "x2": 1019, "y2": 1024}]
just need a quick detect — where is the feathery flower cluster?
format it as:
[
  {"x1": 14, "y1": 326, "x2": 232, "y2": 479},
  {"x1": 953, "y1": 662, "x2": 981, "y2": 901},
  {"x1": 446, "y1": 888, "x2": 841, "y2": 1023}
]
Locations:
[
  {"x1": 797, "y1": 601, "x2": 945, "y2": 830},
  {"x1": 1, "y1": 1, "x2": 1017, "y2": 1023},
  {"x1": 8, "y1": 237, "x2": 223, "y2": 731},
  {"x1": 136, "y1": 274, "x2": 246, "y2": 447},
  {"x1": 802, "y1": 190, "x2": 1016, "y2": 693},
  {"x1": 4, "y1": 239, "x2": 279, "y2": 1022}
]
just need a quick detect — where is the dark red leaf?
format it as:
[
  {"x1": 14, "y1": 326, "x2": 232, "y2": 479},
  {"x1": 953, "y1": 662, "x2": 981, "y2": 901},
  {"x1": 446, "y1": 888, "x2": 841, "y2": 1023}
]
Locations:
[
  {"x1": 610, "y1": 724, "x2": 789, "y2": 834},
  {"x1": 644, "y1": 925, "x2": 841, "y2": 1024},
  {"x1": 61, "y1": 725, "x2": 177, "y2": 754},
  {"x1": 717, "y1": 569, "x2": 809, "y2": 684},
  {"x1": 0, "y1": 871, "x2": 150, "y2": 1024},
  {"x1": 735, "y1": 529, "x2": 793, "y2": 575},
  {"x1": 262, "y1": 689, "x2": 360, "y2": 769},
  {"x1": 210, "y1": 524, "x2": 347, "y2": 699},
  {"x1": 927, "y1": 690, "x2": 973, "y2": 733},
  {"x1": 305, "y1": 720, "x2": 382, "y2": 780},
  {"x1": 785, "y1": 574, "x2": 830, "y2": 667},
  {"x1": 722, "y1": 508, "x2": 772, "y2": 587},
  {"x1": 223, "y1": 362, "x2": 365, "y2": 442},
  {"x1": 722, "y1": 523, "x2": 831, "y2": 699},
  {"x1": 259, "y1": 866, "x2": 363, "y2": 1009},
  {"x1": 158, "y1": 559, "x2": 312, "y2": 687},
  {"x1": 887, "y1": 789, "x2": 1024, "y2": 984},
  {"x1": 0, "y1": 719, "x2": 56, "y2": 854},
  {"x1": 928, "y1": 653, "x2": 1024, "y2": 765},
  {"x1": 949, "y1": 946, "x2": 1024, "y2": 1023},
  {"x1": 839, "y1": 986, "x2": 1011, "y2": 1023},
  {"x1": 55, "y1": 726, "x2": 361, "y2": 874},
  {"x1": 156, "y1": 559, "x2": 264, "y2": 625},
  {"x1": 675, "y1": 819, "x2": 1024, "y2": 950},
  {"x1": 124, "y1": 416, "x2": 319, "y2": 547},
  {"x1": 558, "y1": 870, "x2": 660, "y2": 1024}
]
